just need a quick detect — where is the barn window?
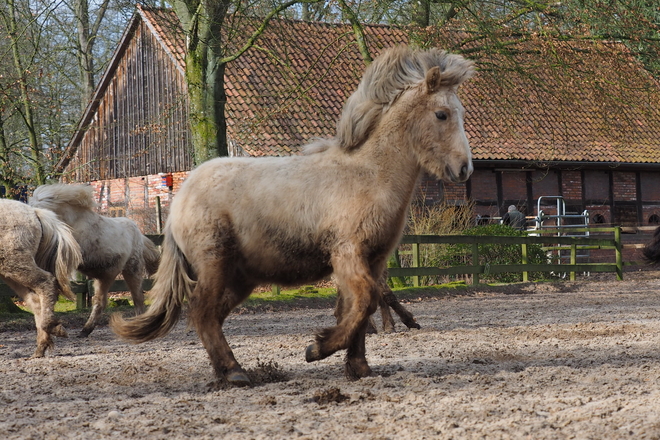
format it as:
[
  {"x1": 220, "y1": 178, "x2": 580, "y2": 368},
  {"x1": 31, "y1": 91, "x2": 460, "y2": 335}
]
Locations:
[
  {"x1": 592, "y1": 214, "x2": 605, "y2": 224},
  {"x1": 649, "y1": 214, "x2": 660, "y2": 225}
]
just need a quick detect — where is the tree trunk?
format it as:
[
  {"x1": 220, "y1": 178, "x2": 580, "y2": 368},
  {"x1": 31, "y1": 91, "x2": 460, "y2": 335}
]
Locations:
[
  {"x1": 5, "y1": 0, "x2": 45, "y2": 185},
  {"x1": 75, "y1": 0, "x2": 96, "y2": 107},
  {"x1": 175, "y1": 0, "x2": 230, "y2": 164}
]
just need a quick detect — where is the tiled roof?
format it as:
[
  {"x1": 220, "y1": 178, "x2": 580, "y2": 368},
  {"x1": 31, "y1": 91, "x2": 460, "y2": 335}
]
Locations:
[{"x1": 139, "y1": 6, "x2": 660, "y2": 163}]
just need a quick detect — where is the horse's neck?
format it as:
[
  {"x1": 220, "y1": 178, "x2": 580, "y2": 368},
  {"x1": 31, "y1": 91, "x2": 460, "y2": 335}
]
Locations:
[{"x1": 360, "y1": 124, "x2": 423, "y2": 201}]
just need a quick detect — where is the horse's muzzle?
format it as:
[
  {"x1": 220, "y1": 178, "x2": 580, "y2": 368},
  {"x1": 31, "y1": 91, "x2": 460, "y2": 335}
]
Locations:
[{"x1": 446, "y1": 162, "x2": 473, "y2": 183}]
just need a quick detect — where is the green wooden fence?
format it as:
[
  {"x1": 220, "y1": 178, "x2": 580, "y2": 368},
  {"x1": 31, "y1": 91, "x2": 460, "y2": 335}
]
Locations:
[
  {"x1": 0, "y1": 227, "x2": 630, "y2": 309},
  {"x1": 390, "y1": 227, "x2": 623, "y2": 285}
]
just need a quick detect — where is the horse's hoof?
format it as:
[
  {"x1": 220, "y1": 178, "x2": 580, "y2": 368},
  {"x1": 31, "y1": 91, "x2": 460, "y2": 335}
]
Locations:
[
  {"x1": 305, "y1": 343, "x2": 325, "y2": 362},
  {"x1": 345, "y1": 359, "x2": 372, "y2": 381},
  {"x1": 227, "y1": 371, "x2": 251, "y2": 387},
  {"x1": 50, "y1": 324, "x2": 68, "y2": 338},
  {"x1": 78, "y1": 329, "x2": 91, "y2": 338},
  {"x1": 31, "y1": 350, "x2": 46, "y2": 359}
]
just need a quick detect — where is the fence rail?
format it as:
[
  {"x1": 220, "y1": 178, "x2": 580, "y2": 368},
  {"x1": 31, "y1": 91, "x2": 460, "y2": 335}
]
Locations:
[{"x1": 0, "y1": 227, "x2": 636, "y2": 309}]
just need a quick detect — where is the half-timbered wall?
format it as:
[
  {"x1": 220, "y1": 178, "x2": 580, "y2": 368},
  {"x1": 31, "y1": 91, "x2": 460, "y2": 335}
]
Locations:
[
  {"x1": 464, "y1": 168, "x2": 660, "y2": 226},
  {"x1": 66, "y1": 21, "x2": 192, "y2": 181}
]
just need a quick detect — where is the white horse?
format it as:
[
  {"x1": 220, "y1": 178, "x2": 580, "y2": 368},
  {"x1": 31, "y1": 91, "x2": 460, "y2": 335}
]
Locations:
[
  {"x1": 30, "y1": 184, "x2": 160, "y2": 337},
  {"x1": 112, "y1": 45, "x2": 475, "y2": 386},
  {"x1": 0, "y1": 199, "x2": 82, "y2": 357}
]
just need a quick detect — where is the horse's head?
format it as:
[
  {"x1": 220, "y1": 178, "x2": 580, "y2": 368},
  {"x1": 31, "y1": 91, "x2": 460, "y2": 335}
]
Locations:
[
  {"x1": 336, "y1": 46, "x2": 475, "y2": 183},
  {"x1": 409, "y1": 58, "x2": 474, "y2": 183}
]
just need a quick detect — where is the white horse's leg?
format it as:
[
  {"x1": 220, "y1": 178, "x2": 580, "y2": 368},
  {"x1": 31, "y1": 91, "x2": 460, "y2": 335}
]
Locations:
[
  {"x1": 122, "y1": 269, "x2": 145, "y2": 315},
  {"x1": 79, "y1": 275, "x2": 115, "y2": 337},
  {"x1": 4, "y1": 272, "x2": 66, "y2": 357},
  {"x1": 22, "y1": 291, "x2": 54, "y2": 358}
]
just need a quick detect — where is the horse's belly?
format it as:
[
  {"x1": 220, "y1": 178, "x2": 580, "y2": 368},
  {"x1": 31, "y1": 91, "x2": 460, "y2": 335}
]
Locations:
[{"x1": 239, "y1": 247, "x2": 333, "y2": 287}]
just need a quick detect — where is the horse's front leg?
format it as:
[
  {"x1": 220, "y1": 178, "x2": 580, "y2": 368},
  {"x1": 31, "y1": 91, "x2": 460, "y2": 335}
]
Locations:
[
  {"x1": 79, "y1": 275, "x2": 115, "y2": 337},
  {"x1": 306, "y1": 255, "x2": 380, "y2": 379},
  {"x1": 335, "y1": 289, "x2": 379, "y2": 334}
]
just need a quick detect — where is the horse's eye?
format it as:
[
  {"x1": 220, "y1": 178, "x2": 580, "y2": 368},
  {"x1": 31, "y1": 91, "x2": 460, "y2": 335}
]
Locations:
[{"x1": 435, "y1": 111, "x2": 448, "y2": 121}]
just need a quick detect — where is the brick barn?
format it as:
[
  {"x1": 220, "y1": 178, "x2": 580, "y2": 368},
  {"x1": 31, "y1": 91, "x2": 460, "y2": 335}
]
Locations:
[{"x1": 58, "y1": 5, "x2": 660, "y2": 232}]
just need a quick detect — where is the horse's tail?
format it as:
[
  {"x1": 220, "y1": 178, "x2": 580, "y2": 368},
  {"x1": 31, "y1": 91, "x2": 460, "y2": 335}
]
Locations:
[
  {"x1": 142, "y1": 235, "x2": 161, "y2": 276},
  {"x1": 110, "y1": 226, "x2": 195, "y2": 342},
  {"x1": 642, "y1": 226, "x2": 660, "y2": 264},
  {"x1": 33, "y1": 207, "x2": 83, "y2": 301}
]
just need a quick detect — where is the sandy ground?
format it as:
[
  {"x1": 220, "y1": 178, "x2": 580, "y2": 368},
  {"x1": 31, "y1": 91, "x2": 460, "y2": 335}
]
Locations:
[{"x1": 1, "y1": 272, "x2": 660, "y2": 439}]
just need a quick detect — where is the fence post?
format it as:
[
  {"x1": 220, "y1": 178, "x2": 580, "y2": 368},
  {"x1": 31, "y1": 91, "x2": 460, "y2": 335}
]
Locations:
[
  {"x1": 615, "y1": 226, "x2": 623, "y2": 280},
  {"x1": 521, "y1": 243, "x2": 528, "y2": 282},
  {"x1": 75, "y1": 272, "x2": 88, "y2": 310},
  {"x1": 155, "y1": 196, "x2": 163, "y2": 234},
  {"x1": 472, "y1": 242, "x2": 480, "y2": 285},
  {"x1": 272, "y1": 285, "x2": 280, "y2": 295},
  {"x1": 570, "y1": 243, "x2": 576, "y2": 281},
  {"x1": 412, "y1": 242, "x2": 420, "y2": 287}
]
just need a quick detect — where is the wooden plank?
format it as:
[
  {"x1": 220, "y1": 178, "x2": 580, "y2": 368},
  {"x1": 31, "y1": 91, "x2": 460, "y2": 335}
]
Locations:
[
  {"x1": 399, "y1": 235, "x2": 617, "y2": 247},
  {"x1": 388, "y1": 263, "x2": 618, "y2": 278}
]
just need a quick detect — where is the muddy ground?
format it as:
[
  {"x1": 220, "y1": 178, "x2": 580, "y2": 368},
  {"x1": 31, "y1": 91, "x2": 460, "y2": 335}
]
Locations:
[{"x1": 1, "y1": 271, "x2": 660, "y2": 439}]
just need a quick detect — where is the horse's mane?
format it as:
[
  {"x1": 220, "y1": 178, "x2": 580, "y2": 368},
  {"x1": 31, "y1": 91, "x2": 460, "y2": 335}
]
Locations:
[
  {"x1": 31, "y1": 184, "x2": 97, "y2": 211},
  {"x1": 302, "y1": 138, "x2": 338, "y2": 155},
  {"x1": 337, "y1": 45, "x2": 475, "y2": 151}
]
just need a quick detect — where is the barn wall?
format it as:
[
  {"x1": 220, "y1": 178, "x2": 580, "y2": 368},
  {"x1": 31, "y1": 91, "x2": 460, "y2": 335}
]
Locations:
[
  {"x1": 65, "y1": 21, "x2": 192, "y2": 182},
  {"x1": 469, "y1": 167, "x2": 660, "y2": 227},
  {"x1": 88, "y1": 171, "x2": 188, "y2": 233}
]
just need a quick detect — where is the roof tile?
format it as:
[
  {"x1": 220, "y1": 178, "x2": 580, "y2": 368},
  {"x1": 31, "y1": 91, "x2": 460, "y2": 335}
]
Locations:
[{"x1": 141, "y1": 6, "x2": 660, "y2": 164}]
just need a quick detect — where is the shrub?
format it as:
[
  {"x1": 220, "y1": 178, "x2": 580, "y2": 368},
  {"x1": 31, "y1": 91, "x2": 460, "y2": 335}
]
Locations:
[
  {"x1": 442, "y1": 224, "x2": 549, "y2": 283},
  {"x1": 394, "y1": 202, "x2": 475, "y2": 286}
]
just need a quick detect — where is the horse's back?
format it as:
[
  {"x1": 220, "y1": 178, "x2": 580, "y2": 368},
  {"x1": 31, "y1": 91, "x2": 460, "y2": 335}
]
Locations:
[{"x1": 0, "y1": 200, "x2": 43, "y2": 274}]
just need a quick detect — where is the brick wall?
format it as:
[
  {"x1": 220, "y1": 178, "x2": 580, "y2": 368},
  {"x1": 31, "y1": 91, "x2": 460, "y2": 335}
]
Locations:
[
  {"x1": 89, "y1": 171, "x2": 189, "y2": 233},
  {"x1": 613, "y1": 172, "x2": 636, "y2": 201},
  {"x1": 443, "y1": 181, "x2": 467, "y2": 204},
  {"x1": 560, "y1": 170, "x2": 582, "y2": 201},
  {"x1": 585, "y1": 205, "x2": 611, "y2": 224},
  {"x1": 417, "y1": 174, "x2": 443, "y2": 205},
  {"x1": 469, "y1": 170, "x2": 497, "y2": 201},
  {"x1": 501, "y1": 172, "x2": 527, "y2": 201}
]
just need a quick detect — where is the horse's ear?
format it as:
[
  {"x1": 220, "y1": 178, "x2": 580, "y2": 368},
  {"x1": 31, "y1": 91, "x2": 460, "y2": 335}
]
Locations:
[{"x1": 425, "y1": 66, "x2": 443, "y2": 94}]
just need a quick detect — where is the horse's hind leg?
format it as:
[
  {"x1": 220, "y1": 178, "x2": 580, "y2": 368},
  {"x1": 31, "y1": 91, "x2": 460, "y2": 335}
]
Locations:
[
  {"x1": 378, "y1": 293, "x2": 396, "y2": 333},
  {"x1": 382, "y1": 287, "x2": 420, "y2": 330},
  {"x1": 4, "y1": 273, "x2": 65, "y2": 357},
  {"x1": 189, "y1": 269, "x2": 253, "y2": 386},
  {"x1": 122, "y1": 269, "x2": 145, "y2": 315},
  {"x1": 79, "y1": 275, "x2": 115, "y2": 337},
  {"x1": 23, "y1": 291, "x2": 54, "y2": 357}
]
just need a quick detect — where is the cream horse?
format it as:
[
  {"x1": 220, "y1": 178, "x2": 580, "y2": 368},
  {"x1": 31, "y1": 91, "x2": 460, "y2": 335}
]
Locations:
[
  {"x1": 112, "y1": 45, "x2": 475, "y2": 386},
  {"x1": 0, "y1": 199, "x2": 82, "y2": 357},
  {"x1": 30, "y1": 184, "x2": 160, "y2": 337}
]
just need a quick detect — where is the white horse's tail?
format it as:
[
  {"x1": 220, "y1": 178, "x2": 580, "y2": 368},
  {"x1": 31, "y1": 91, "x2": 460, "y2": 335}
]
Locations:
[
  {"x1": 142, "y1": 236, "x2": 161, "y2": 276},
  {"x1": 33, "y1": 207, "x2": 83, "y2": 301},
  {"x1": 110, "y1": 226, "x2": 195, "y2": 342}
]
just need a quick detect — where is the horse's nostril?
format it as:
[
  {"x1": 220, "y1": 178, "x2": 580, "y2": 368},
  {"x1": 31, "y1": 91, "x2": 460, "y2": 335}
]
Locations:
[{"x1": 460, "y1": 165, "x2": 468, "y2": 179}]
